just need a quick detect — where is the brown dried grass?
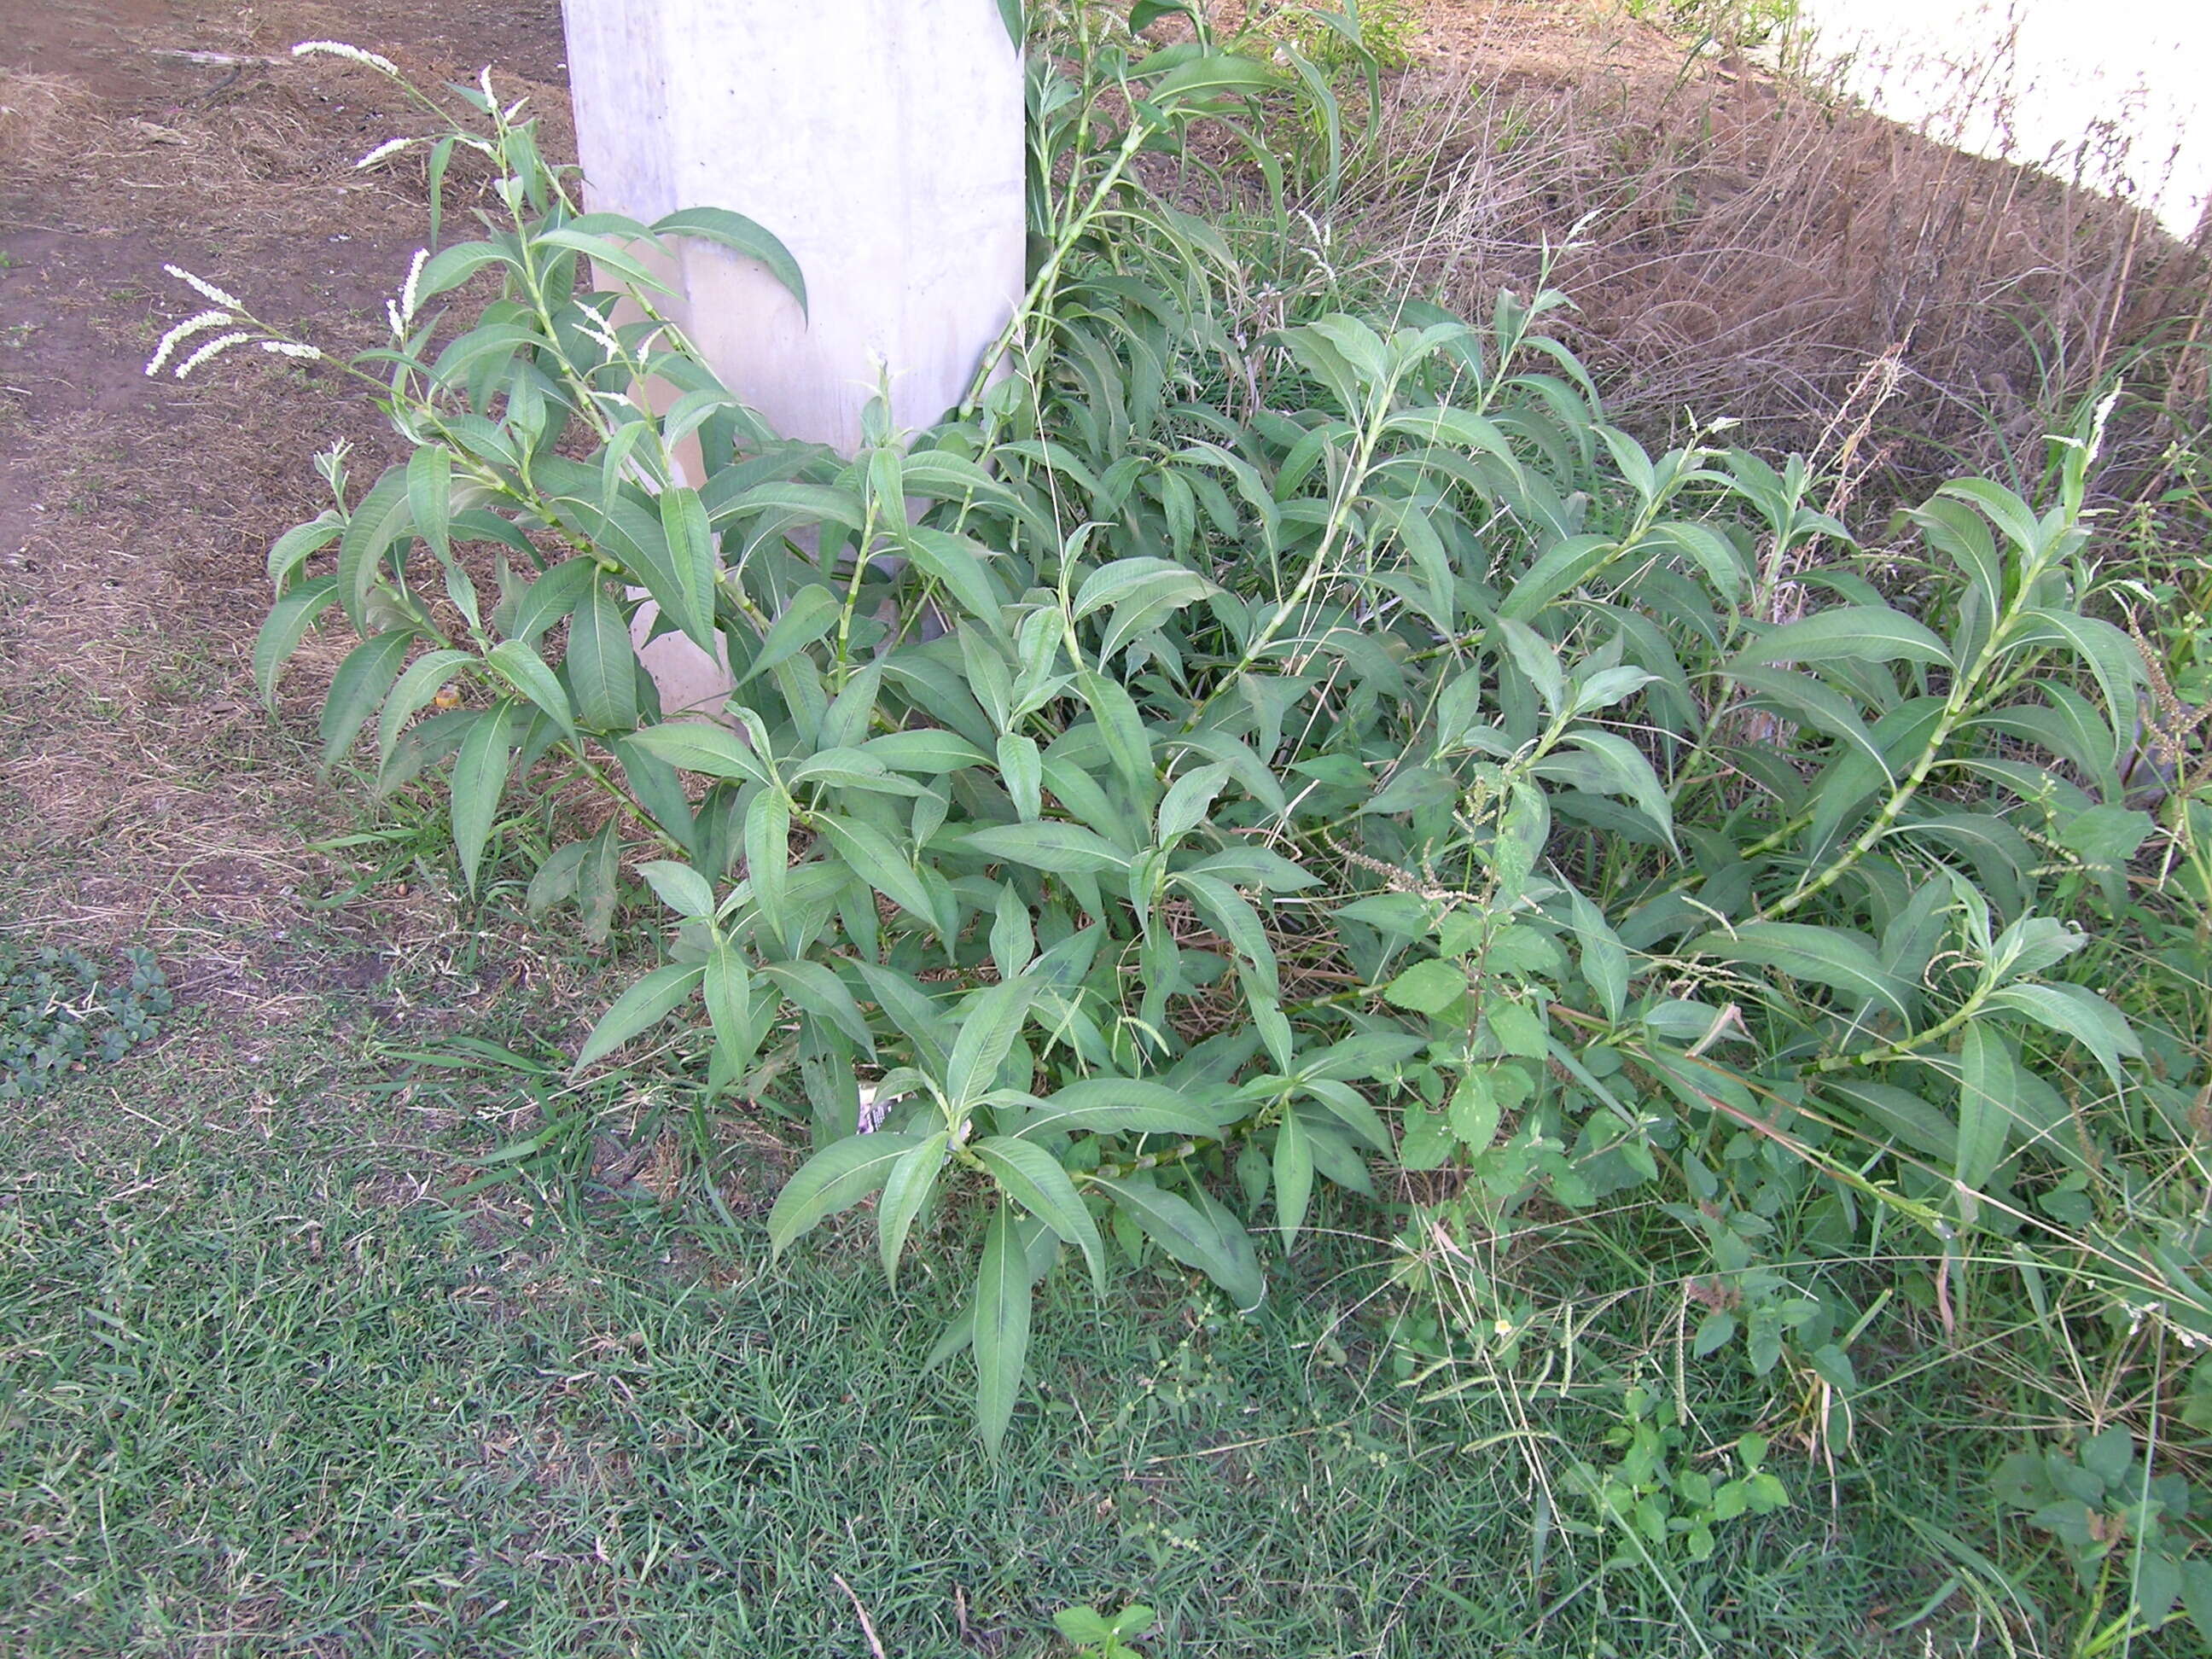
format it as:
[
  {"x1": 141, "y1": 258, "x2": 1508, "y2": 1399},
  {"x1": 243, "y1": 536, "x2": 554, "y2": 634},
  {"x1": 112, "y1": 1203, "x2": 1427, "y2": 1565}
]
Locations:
[
  {"x1": 1341, "y1": 12, "x2": 2211, "y2": 505},
  {"x1": 0, "y1": 70, "x2": 93, "y2": 171}
]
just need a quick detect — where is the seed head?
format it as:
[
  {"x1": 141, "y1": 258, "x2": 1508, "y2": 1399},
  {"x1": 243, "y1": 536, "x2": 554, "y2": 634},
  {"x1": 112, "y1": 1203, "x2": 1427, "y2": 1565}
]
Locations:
[
  {"x1": 353, "y1": 136, "x2": 413, "y2": 170},
  {"x1": 161, "y1": 263, "x2": 243, "y2": 312},
  {"x1": 259, "y1": 341, "x2": 323, "y2": 361},
  {"x1": 291, "y1": 41, "x2": 400, "y2": 76},
  {"x1": 399, "y1": 247, "x2": 428, "y2": 322},
  {"x1": 143, "y1": 309, "x2": 233, "y2": 376},
  {"x1": 173, "y1": 331, "x2": 255, "y2": 379}
]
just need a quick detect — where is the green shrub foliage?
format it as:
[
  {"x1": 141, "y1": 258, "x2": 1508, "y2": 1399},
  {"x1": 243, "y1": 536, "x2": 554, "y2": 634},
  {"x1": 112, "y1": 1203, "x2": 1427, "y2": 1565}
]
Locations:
[{"x1": 238, "y1": 36, "x2": 2208, "y2": 1460}]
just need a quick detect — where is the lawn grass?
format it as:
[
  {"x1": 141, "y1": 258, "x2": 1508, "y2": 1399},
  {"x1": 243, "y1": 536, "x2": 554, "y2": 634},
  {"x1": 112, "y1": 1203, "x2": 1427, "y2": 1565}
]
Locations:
[{"x1": 0, "y1": 982, "x2": 1975, "y2": 1656}]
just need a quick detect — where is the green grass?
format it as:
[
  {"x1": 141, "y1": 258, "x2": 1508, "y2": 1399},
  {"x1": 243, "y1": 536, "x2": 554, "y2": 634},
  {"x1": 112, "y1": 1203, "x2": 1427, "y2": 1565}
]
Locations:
[{"x1": 0, "y1": 987, "x2": 1973, "y2": 1657}]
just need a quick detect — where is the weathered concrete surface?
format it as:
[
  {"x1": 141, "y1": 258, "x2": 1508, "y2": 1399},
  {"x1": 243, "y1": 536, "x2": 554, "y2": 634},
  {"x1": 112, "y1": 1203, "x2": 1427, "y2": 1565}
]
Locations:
[{"x1": 560, "y1": 0, "x2": 1025, "y2": 713}]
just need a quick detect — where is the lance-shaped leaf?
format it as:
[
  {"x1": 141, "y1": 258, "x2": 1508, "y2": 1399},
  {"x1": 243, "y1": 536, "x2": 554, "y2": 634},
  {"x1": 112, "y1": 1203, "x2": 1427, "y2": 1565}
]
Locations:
[
  {"x1": 450, "y1": 699, "x2": 517, "y2": 893},
  {"x1": 1685, "y1": 922, "x2": 1911, "y2": 1022},
  {"x1": 973, "y1": 1135, "x2": 1105, "y2": 1293},
  {"x1": 877, "y1": 1131, "x2": 950, "y2": 1289},
  {"x1": 1098, "y1": 1175, "x2": 1265, "y2": 1307},
  {"x1": 765, "y1": 1130, "x2": 928, "y2": 1253},
  {"x1": 573, "y1": 959, "x2": 706, "y2": 1072},
  {"x1": 946, "y1": 976, "x2": 1037, "y2": 1109},
  {"x1": 973, "y1": 1202, "x2": 1032, "y2": 1458}
]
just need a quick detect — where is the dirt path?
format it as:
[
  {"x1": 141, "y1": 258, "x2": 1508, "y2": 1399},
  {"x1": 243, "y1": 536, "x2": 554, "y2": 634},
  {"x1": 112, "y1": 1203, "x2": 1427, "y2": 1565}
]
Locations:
[{"x1": 0, "y1": 0, "x2": 572, "y2": 1022}]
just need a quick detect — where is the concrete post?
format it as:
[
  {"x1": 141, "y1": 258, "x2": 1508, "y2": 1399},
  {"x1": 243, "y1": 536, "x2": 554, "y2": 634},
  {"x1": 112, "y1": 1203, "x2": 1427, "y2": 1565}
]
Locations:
[{"x1": 558, "y1": 0, "x2": 1026, "y2": 713}]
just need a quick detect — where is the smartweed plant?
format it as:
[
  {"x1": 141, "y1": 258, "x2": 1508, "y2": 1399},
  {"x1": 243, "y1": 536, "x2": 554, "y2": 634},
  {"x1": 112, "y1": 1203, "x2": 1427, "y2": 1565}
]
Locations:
[{"x1": 213, "y1": 15, "x2": 2212, "y2": 1541}]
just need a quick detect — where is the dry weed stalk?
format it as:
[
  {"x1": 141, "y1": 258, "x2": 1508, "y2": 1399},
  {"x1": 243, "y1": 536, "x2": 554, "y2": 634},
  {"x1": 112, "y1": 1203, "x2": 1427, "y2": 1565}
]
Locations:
[{"x1": 1336, "y1": 23, "x2": 2209, "y2": 515}]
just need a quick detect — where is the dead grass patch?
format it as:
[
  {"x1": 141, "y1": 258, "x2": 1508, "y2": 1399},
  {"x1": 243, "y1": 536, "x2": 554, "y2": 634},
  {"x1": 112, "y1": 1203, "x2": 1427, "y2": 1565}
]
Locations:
[{"x1": 1348, "y1": 3, "x2": 2210, "y2": 504}]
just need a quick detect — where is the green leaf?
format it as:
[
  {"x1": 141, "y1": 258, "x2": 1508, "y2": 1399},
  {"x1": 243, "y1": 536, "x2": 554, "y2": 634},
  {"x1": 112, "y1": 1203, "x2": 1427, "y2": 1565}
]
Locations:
[
  {"x1": 1099, "y1": 1175, "x2": 1264, "y2": 1307},
  {"x1": 1383, "y1": 958, "x2": 1465, "y2": 1015},
  {"x1": 1073, "y1": 556, "x2": 1214, "y2": 620},
  {"x1": 1983, "y1": 982, "x2": 2140, "y2": 1093},
  {"x1": 335, "y1": 468, "x2": 414, "y2": 626},
  {"x1": 904, "y1": 527, "x2": 1006, "y2": 622},
  {"x1": 746, "y1": 789, "x2": 792, "y2": 949},
  {"x1": 760, "y1": 958, "x2": 874, "y2": 1052},
  {"x1": 526, "y1": 840, "x2": 587, "y2": 917},
  {"x1": 450, "y1": 701, "x2": 516, "y2": 894},
  {"x1": 573, "y1": 959, "x2": 706, "y2": 1071},
  {"x1": 990, "y1": 882, "x2": 1034, "y2": 977},
  {"x1": 407, "y1": 445, "x2": 452, "y2": 564},
  {"x1": 1053, "y1": 1608, "x2": 1114, "y2": 1645},
  {"x1": 784, "y1": 748, "x2": 928, "y2": 799},
  {"x1": 974, "y1": 1136, "x2": 1105, "y2": 1293},
  {"x1": 1009, "y1": 1077, "x2": 1226, "y2": 1140},
  {"x1": 651, "y1": 207, "x2": 807, "y2": 315},
  {"x1": 267, "y1": 512, "x2": 341, "y2": 586},
  {"x1": 1936, "y1": 476, "x2": 2046, "y2": 554},
  {"x1": 765, "y1": 1130, "x2": 928, "y2": 1253},
  {"x1": 320, "y1": 629, "x2": 420, "y2": 770},
  {"x1": 628, "y1": 720, "x2": 772, "y2": 788},
  {"x1": 1499, "y1": 534, "x2": 1619, "y2": 624},
  {"x1": 1956, "y1": 1022, "x2": 2016, "y2": 1191},
  {"x1": 535, "y1": 226, "x2": 677, "y2": 295},
  {"x1": 1182, "y1": 846, "x2": 1318, "y2": 892},
  {"x1": 740, "y1": 583, "x2": 839, "y2": 684},
  {"x1": 254, "y1": 574, "x2": 341, "y2": 705},
  {"x1": 1273, "y1": 1109, "x2": 1313, "y2": 1252},
  {"x1": 375, "y1": 647, "x2": 474, "y2": 766},
  {"x1": 963, "y1": 821, "x2": 1130, "y2": 874},
  {"x1": 413, "y1": 239, "x2": 515, "y2": 302},
  {"x1": 1685, "y1": 922, "x2": 1911, "y2": 1022},
  {"x1": 974, "y1": 1202, "x2": 1032, "y2": 1458},
  {"x1": 1819, "y1": 1078, "x2": 1956, "y2": 1161},
  {"x1": 1075, "y1": 670, "x2": 1156, "y2": 800},
  {"x1": 1176, "y1": 872, "x2": 1279, "y2": 1001},
  {"x1": 703, "y1": 938, "x2": 769, "y2": 1078},
  {"x1": 501, "y1": 556, "x2": 597, "y2": 646},
  {"x1": 1728, "y1": 607, "x2": 1953, "y2": 672},
  {"x1": 1157, "y1": 761, "x2": 1231, "y2": 845},
  {"x1": 567, "y1": 580, "x2": 639, "y2": 731},
  {"x1": 484, "y1": 638, "x2": 578, "y2": 743},
  {"x1": 861, "y1": 729, "x2": 991, "y2": 774},
  {"x1": 2013, "y1": 608, "x2": 2143, "y2": 754},
  {"x1": 1448, "y1": 1069, "x2": 1502, "y2": 1153},
  {"x1": 815, "y1": 815, "x2": 935, "y2": 929},
  {"x1": 636, "y1": 859, "x2": 713, "y2": 918},
  {"x1": 877, "y1": 1131, "x2": 950, "y2": 1289},
  {"x1": 947, "y1": 977, "x2": 1036, "y2": 1109},
  {"x1": 1496, "y1": 618, "x2": 1567, "y2": 714},
  {"x1": 998, "y1": 733, "x2": 1044, "y2": 822},
  {"x1": 1561, "y1": 731, "x2": 1674, "y2": 845},
  {"x1": 1145, "y1": 49, "x2": 1287, "y2": 111},
  {"x1": 655, "y1": 485, "x2": 720, "y2": 653}
]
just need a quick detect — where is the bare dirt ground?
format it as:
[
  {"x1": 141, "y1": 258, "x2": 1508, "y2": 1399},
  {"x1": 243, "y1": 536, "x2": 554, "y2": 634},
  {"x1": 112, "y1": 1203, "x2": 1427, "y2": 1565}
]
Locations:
[{"x1": 0, "y1": 0, "x2": 578, "y2": 1028}]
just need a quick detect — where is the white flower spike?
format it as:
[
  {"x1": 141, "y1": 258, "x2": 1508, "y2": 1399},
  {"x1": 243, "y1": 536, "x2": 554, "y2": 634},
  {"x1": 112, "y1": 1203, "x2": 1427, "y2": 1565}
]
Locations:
[
  {"x1": 291, "y1": 41, "x2": 400, "y2": 76},
  {"x1": 399, "y1": 248, "x2": 428, "y2": 323},
  {"x1": 353, "y1": 136, "x2": 413, "y2": 170},
  {"x1": 259, "y1": 341, "x2": 323, "y2": 360},
  {"x1": 173, "y1": 331, "x2": 254, "y2": 380},
  {"x1": 160, "y1": 263, "x2": 242, "y2": 312},
  {"x1": 143, "y1": 309, "x2": 232, "y2": 377}
]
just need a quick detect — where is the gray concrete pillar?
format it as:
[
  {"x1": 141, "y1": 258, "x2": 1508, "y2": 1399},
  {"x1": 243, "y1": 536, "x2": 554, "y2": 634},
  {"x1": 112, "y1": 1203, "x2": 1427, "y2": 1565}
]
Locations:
[{"x1": 559, "y1": 0, "x2": 1026, "y2": 713}]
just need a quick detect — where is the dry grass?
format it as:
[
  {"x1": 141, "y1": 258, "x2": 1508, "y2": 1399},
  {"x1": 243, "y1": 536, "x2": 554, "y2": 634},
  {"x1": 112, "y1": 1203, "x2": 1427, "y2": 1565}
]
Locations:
[
  {"x1": 1339, "y1": 2, "x2": 2211, "y2": 506},
  {"x1": 0, "y1": 71, "x2": 93, "y2": 171},
  {"x1": 0, "y1": 3, "x2": 586, "y2": 1039}
]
